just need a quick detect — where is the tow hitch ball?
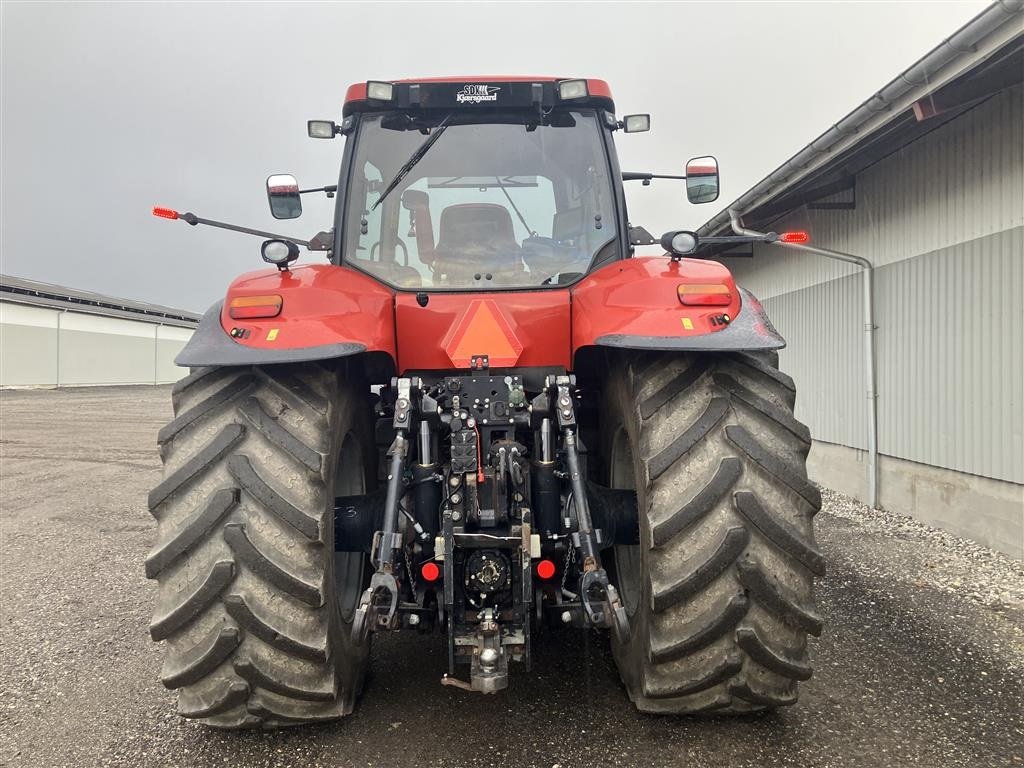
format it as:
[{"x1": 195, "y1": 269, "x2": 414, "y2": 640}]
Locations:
[{"x1": 440, "y1": 608, "x2": 508, "y2": 694}]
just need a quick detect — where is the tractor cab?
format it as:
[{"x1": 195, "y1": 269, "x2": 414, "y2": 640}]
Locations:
[{"x1": 333, "y1": 79, "x2": 627, "y2": 292}]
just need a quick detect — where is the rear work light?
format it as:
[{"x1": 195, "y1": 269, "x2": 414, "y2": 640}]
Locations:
[
  {"x1": 780, "y1": 231, "x2": 809, "y2": 243},
  {"x1": 307, "y1": 120, "x2": 337, "y2": 139},
  {"x1": 366, "y1": 80, "x2": 394, "y2": 101},
  {"x1": 228, "y1": 295, "x2": 282, "y2": 319},
  {"x1": 678, "y1": 283, "x2": 732, "y2": 306},
  {"x1": 558, "y1": 79, "x2": 588, "y2": 100}
]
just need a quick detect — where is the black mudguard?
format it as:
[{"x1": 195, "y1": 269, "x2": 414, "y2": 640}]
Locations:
[
  {"x1": 594, "y1": 288, "x2": 785, "y2": 353},
  {"x1": 175, "y1": 301, "x2": 366, "y2": 367}
]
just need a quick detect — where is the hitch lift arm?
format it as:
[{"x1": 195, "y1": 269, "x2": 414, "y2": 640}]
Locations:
[
  {"x1": 549, "y1": 375, "x2": 630, "y2": 643},
  {"x1": 352, "y1": 377, "x2": 425, "y2": 641}
]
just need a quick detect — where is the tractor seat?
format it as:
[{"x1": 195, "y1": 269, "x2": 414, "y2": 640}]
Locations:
[{"x1": 433, "y1": 204, "x2": 522, "y2": 282}]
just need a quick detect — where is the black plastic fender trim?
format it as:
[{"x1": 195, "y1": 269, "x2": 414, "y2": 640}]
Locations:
[
  {"x1": 593, "y1": 289, "x2": 785, "y2": 353},
  {"x1": 174, "y1": 301, "x2": 367, "y2": 367}
]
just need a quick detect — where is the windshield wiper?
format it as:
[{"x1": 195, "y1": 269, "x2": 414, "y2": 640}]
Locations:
[{"x1": 372, "y1": 115, "x2": 452, "y2": 211}]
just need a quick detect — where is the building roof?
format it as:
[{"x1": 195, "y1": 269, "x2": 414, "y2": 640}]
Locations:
[
  {"x1": 699, "y1": 1, "x2": 1024, "y2": 237},
  {"x1": 0, "y1": 274, "x2": 201, "y2": 329}
]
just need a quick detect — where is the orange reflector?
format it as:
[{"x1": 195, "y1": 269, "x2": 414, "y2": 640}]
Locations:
[
  {"x1": 152, "y1": 206, "x2": 178, "y2": 220},
  {"x1": 421, "y1": 562, "x2": 441, "y2": 582},
  {"x1": 678, "y1": 283, "x2": 732, "y2": 306},
  {"x1": 228, "y1": 294, "x2": 282, "y2": 319},
  {"x1": 536, "y1": 559, "x2": 556, "y2": 580},
  {"x1": 443, "y1": 299, "x2": 523, "y2": 368},
  {"x1": 780, "y1": 231, "x2": 809, "y2": 243}
]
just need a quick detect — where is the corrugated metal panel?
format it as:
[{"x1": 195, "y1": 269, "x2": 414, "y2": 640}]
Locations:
[
  {"x1": 761, "y1": 275, "x2": 866, "y2": 450},
  {"x1": 876, "y1": 227, "x2": 1023, "y2": 483},
  {"x1": 719, "y1": 83, "x2": 1024, "y2": 485},
  {"x1": 725, "y1": 84, "x2": 1024, "y2": 299},
  {"x1": 754, "y1": 226, "x2": 1023, "y2": 484}
]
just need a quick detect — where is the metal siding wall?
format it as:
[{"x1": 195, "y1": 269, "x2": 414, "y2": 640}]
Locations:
[
  {"x1": 876, "y1": 228, "x2": 1023, "y2": 483},
  {"x1": 726, "y1": 84, "x2": 1024, "y2": 299},
  {"x1": 722, "y1": 85, "x2": 1024, "y2": 485},
  {"x1": 156, "y1": 326, "x2": 193, "y2": 384},
  {"x1": 57, "y1": 312, "x2": 155, "y2": 385},
  {"x1": 58, "y1": 329, "x2": 156, "y2": 386},
  {"x1": 0, "y1": 304, "x2": 59, "y2": 387},
  {"x1": 0, "y1": 301, "x2": 193, "y2": 387},
  {"x1": 761, "y1": 276, "x2": 866, "y2": 450}
]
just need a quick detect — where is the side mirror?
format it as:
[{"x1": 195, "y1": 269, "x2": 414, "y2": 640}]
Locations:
[
  {"x1": 685, "y1": 156, "x2": 720, "y2": 204},
  {"x1": 266, "y1": 174, "x2": 302, "y2": 220}
]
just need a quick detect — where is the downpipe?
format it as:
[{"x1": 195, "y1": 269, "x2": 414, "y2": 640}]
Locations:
[{"x1": 729, "y1": 210, "x2": 879, "y2": 509}]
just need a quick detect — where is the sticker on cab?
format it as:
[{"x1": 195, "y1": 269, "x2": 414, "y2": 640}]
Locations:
[{"x1": 456, "y1": 85, "x2": 500, "y2": 104}]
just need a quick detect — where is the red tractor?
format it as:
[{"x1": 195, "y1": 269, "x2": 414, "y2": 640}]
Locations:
[{"x1": 150, "y1": 76, "x2": 822, "y2": 728}]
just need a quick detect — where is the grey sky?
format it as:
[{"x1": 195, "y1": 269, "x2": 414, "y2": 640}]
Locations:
[{"x1": 1, "y1": 1, "x2": 986, "y2": 312}]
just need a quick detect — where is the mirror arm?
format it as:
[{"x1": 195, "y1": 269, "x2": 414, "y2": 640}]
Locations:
[
  {"x1": 178, "y1": 212, "x2": 312, "y2": 248},
  {"x1": 307, "y1": 230, "x2": 334, "y2": 252},
  {"x1": 622, "y1": 172, "x2": 687, "y2": 183},
  {"x1": 298, "y1": 185, "x2": 338, "y2": 197}
]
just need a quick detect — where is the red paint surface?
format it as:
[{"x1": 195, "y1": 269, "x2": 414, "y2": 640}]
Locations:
[
  {"x1": 220, "y1": 264, "x2": 396, "y2": 361},
  {"x1": 395, "y1": 291, "x2": 571, "y2": 372},
  {"x1": 570, "y1": 257, "x2": 740, "y2": 355},
  {"x1": 219, "y1": 257, "x2": 745, "y2": 375}
]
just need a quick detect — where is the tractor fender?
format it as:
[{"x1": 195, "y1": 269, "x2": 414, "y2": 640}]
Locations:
[
  {"x1": 175, "y1": 264, "x2": 396, "y2": 367},
  {"x1": 570, "y1": 256, "x2": 784, "y2": 358}
]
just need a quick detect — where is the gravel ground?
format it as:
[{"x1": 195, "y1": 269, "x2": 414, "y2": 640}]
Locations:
[{"x1": 1, "y1": 385, "x2": 1022, "y2": 768}]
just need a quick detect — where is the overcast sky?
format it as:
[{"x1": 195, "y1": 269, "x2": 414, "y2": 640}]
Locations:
[{"x1": 1, "y1": 1, "x2": 987, "y2": 312}]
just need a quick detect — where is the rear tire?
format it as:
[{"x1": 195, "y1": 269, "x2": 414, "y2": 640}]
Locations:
[
  {"x1": 146, "y1": 362, "x2": 374, "y2": 728},
  {"x1": 601, "y1": 351, "x2": 823, "y2": 713}
]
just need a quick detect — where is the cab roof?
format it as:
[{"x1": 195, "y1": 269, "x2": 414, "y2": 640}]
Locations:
[{"x1": 342, "y1": 76, "x2": 615, "y2": 116}]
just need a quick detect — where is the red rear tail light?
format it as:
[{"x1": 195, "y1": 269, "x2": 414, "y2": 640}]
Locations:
[
  {"x1": 152, "y1": 206, "x2": 179, "y2": 220},
  {"x1": 677, "y1": 284, "x2": 732, "y2": 306},
  {"x1": 780, "y1": 231, "x2": 809, "y2": 243},
  {"x1": 536, "y1": 559, "x2": 557, "y2": 580},
  {"x1": 421, "y1": 562, "x2": 441, "y2": 582},
  {"x1": 229, "y1": 295, "x2": 283, "y2": 319}
]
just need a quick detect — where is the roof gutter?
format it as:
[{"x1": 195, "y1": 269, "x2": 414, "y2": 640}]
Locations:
[
  {"x1": 730, "y1": 210, "x2": 879, "y2": 509},
  {"x1": 701, "y1": 1, "x2": 1024, "y2": 236}
]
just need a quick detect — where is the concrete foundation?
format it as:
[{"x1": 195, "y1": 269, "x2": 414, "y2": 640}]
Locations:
[{"x1": 808, "y1": 440, "x2": 1023, "y2": 560}]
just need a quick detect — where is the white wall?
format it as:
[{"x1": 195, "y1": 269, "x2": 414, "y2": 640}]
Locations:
[{"x1": 0, "y1": 301, "x2": 193, "y2": 387}]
